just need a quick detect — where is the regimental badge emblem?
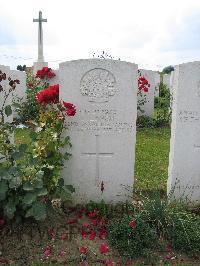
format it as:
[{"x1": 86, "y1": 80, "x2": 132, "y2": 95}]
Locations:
[{"x1": 80, "y1": 68, "x2": 116, "y2": 102}]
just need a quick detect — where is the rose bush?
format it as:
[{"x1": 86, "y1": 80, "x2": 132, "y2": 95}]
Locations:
[
  {"x1": 137, "y1": 70, "x2": 150, "y2": 113},
  {"x1": 0, "y1": 68, "x2": 75, "y2": 222},
  {"x1": 13, "y1": 67, "x2": 56, "y2": 123}
]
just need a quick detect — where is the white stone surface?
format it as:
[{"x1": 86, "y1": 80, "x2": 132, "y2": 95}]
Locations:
[
  {"x1": 60, "y1": 59, "x2": 138, "y2": 204},
  {"x1": 163, "y1": 74, "x2": 171, "y2": 89},
  {"x1": 138, "y1": 69, "x2": 155, "y2": 117},
  {"x1": 169, "y1": 71, "x2": 175, "y2": 108},
  {"x1": 168, "y1": 61, "x2": 200, "y2": 204},
  {"x1": 10, "y1": 70, "x2": 26, "y2": 119},
  {"x1": 153, "y1": 71, "x2": 160, "y2": 97},
  {"x1": 48, "y1": 69, "x2": 59, "y2": 86}
]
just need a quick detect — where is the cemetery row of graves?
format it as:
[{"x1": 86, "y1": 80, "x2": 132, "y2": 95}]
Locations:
[{"x1": 0, "y1": 60, "x2": 199, "y2": 265}]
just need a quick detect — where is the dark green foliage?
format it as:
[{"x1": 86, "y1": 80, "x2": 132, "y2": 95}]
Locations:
[
  {"x1": 13, "y1": 73, "x2": 44, "y2": 123},
  {"x1": 162, "y1": 65, "x2": 174, "y2": 74},
  {"x1": 154, "y1": 82, "x2": 171, "y2": 127},
  {"x1": 17, "y1": 65, "x2": 26, "y2": 71},
  {"x1": 107, "y1": 191, "x2": 200, "y2": 260},
  {"x1": 167, "y1": 211, "x2": 200, "y2": 257},
  {"x1": 107, "y1": 215, "x2": 158, "y2": 259},
  {"x1": 136, "y1": 115, "x2": 156, "y2": 128}
]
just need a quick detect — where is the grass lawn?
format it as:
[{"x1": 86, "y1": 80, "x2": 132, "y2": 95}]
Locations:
[{"x1": 135, "y1": 127, "x2": 171, "y2": 192}]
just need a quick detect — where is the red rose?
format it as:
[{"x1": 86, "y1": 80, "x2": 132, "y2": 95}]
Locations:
[
  {"x1": 36, "y1": 67, "x2": 56, "y2": 80},
  {"x1": 62, "y1": 101, "x2": 76, "y2": 116},
  {"x1": 100, "y1": 242, "x2": 109, "y2": 254},
  {"x1": 79, "y1": 246, "x2": 88, "y2": 254},
  {"x1": 138, "y1": 76, "x2": 150, "y2": 93},
  {"x1": 129, "y1": 220, "x2": 137, "y2": 229},
  {"x1": 89, "y1": 231, "x2": 96, "y2": 240},
  {"x1": 36, "y1": 84, "x2": 59, "y2": 105}
]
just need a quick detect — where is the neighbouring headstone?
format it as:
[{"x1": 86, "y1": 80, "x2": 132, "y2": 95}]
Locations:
[
  {"x1": 138, "y1": 69, "x2": 155, "y2": 117},
  {"x1": 153, "y1": 71, "x2": 160, "y2": 97},
  {"x1": 48, "y1": 69, "x2": 59, "y2": 86},
  {"x1": 168, "y1": 61, "x2": 200, "y2": 204},
  {"x1": 60, "y1": 59, "x2": 138, "y2": 204},
  {"x1": 11, "y1": 70, "x2": 26, "y2": 119},
  {"x1": 163, "y1": 73, "x2": 171, "y2": 89}
]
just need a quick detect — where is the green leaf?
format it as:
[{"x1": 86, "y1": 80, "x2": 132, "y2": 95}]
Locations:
[
  {"x1": 25, "y1": 201, "x2": 47, "y2": 221},
  {"x1": 23, "y1": 182, "x2": 34, "y2": 191},
  {"x1": 64, "y1": 185, "x2": 75, "y2": 193},
  {"x1": 0, "y1": 180, "x2": 8, "y2": 200},
  {"x1": 36, "y1": 170, "x2": 44, "y2": 179},
  {"x1": 12, "y1": 102, "x2": 21, "y2": 108},
  {"x1": 33, "y1": 179, "x2": 43, "y2": 189},
  {"x1": 29, "y1": 131, "x2": 38, "y2": 141},
  {"x1": 23, "y1": 192, "x2": 37, "y2": 205},
  {"x1": 63, "y1": 152, "x2": 72, "y2": 160},
  {"x1": 18, "y1": 144, "x2": 28, "y2": 153},
  {"x1": 5, "y1": 105, "x2": 12, "y2": 117},
  {"x1": 9, "y1": 176, "x2": 22, "y2": 189},
  {"x1": 4, "y1": 200, "x2": 16, "y2": 219},
  {"x1": 11, "y1": 151, "x2": 24, "y2": 160},
  {"x1": 0, "y1": 165, "x2": 9, "y2": 179},
  {"x1": 36, "y1": 187, "x2": 48, "y2": 196},
  {"x1": 8, "y1": 166, "x2": 19, "y2": 175}
]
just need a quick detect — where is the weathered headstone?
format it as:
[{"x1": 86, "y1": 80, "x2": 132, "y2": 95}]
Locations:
[
  {"x1": 163, "y1": 73, "x2": 171, "y2": 89},
  {"x1": 60, "y1": 59, "x2": 138, "y2": 204},
  {"x1": 11, "y1": 70, "x2": 26, "y2": 119},
  {"x1": 168, "y1": 62, "x2": 200, "y2": 204},
  {"x1": 138, "y1": 69, "x2": 155, "y2": 117},
  {"x1": 153, "y1": 71, "x2": 160, "y2": 97}
]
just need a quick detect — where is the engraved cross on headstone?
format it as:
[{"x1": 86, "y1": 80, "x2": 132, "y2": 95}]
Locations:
[
  {"x1": 33, "y1": 11, "x2": 47, "y2": 62},
  {"x1": 82, "y1": 135, "x2": 114, "y2": 185}
]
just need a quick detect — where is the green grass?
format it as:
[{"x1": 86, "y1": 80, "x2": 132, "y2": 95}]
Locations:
[{"x1": 135, "y1": 127, "x2": 171, "y2": 191}]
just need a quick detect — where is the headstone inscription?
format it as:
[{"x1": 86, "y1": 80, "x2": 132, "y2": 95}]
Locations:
[
  {"x1": 60, "y1": 59, "x2": 138, "y2": 204},
  {"x1": 168, "y1": 62, "x2": 200, "y2": 204}
]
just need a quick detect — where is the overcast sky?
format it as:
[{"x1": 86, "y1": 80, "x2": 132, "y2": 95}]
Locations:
[{"x1": 1, "y1": 0, "x2": 200, "y2": 71}]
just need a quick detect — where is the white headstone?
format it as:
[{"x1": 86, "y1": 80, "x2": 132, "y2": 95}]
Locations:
[
  {"x1": 10, "y1": 70, "x2": 26, "y2": 119},
  {"x1": 153, "y1": 71, "x2": 160, "y2": 97},
  {"x1": 60, "y1": 59, "x2": 138, "y2": 204},
  {"x1": 163, "y1": 74, "x2": 171, "y2": 89},
  {"x1": 48, "y1": 69, "x2": 59, "y2": 86},
  {"x1": 168, "y1": 62, "x2": 200, "y2": 204},
  {"x1": 138, "y1": 69, "x2": 155, "y2": 117}
]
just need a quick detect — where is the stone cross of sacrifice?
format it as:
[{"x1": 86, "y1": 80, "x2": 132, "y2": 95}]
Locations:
[
  {"x1": 33, "y1": 11, "x2": 47, "y2": 62},
  {"x1": 82, "y1": 135, "x2": 114, "y2": 185}
]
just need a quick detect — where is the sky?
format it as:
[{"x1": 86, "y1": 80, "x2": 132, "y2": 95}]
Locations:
[{"x1": 1, "y1": 0, "x2": 200, "y2": 71}]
